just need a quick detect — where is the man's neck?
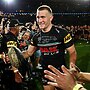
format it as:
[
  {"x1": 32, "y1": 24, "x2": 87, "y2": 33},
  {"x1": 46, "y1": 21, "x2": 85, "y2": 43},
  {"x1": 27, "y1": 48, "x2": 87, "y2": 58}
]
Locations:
[{"x1": 42, "y1": 24, "x2": 52, "y2": 33}]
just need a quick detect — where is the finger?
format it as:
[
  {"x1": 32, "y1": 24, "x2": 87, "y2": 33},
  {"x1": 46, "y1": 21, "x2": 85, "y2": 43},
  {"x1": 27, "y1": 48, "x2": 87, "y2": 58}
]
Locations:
[
  {"x1": 2, "y1": 52, "x2": 6, "y2": 63},
  {"x1": 44, "y1": 70, "x2": 57, "y2": 80},
  {"x1": 61, "y1": 65, "x2": 71, "y2": 75},
  {"x1": 70, "y1": 63, "x2": 81, "y2": 72},
  {"x1": 74, "y1": 65, "x2": 81, "y2": 72},
  {"x1": 44, "y1": 70, "x2": 57, "y2": 84},
  {"x1": 48, "y1": 65, "x2": 62, "y2": 75},
  {"x1": 44, "y1": 74, "x2": 56, "y2": 82},
  {"x1": 47, "y1": 82, "x2": 58, "y2": 87},
  {"x1": 70, "y1": 62, "x2": 75, "y2": 68},
  {"x1": 44, "y1": 68, "x2": 64, "y2": 82}
]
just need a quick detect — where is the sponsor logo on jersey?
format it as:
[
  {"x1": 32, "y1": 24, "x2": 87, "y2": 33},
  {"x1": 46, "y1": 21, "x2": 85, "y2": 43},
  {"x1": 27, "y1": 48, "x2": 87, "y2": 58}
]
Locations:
[
  {"x1": 40, "y1": 46, "x2": 58, "y2": 53},
  {"x1": 64, "y1": 34, "x2": 72, "y2": 43}
]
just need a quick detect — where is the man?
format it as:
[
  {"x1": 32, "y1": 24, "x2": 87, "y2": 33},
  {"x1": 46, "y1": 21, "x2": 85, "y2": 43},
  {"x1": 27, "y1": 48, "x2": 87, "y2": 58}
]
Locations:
[
  {"x1": 44, "y1": 63, "x2": 90, "y2": 90},
  {"x1": 22, "y1": 5, "x2": 77, "y2": 90},
  {"x1": 0, "y1": 19, "x2": 24, "y2": 90},
  {"x1": 1, "y1": 19, "x2": 22, "y2": 52}
]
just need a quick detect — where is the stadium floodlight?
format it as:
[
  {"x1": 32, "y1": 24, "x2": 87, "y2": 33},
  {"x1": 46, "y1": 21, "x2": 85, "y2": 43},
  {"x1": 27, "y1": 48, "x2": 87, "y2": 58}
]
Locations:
[
  {"x1": 75, "y1": 0, "x2": 89, "y2": 1},
  {"x1": 83, "y1": 0, "x2": 89, "y2": 1},
  {"x1": 3, "y1": 0, "x2": 15, "y2": 5}
]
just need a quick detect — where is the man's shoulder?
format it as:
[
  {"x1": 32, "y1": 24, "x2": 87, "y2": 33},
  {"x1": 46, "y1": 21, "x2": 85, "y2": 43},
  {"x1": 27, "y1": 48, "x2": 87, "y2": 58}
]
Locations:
[{"x1": 53, "y1": 25, "x2": 68, "y2": 34}]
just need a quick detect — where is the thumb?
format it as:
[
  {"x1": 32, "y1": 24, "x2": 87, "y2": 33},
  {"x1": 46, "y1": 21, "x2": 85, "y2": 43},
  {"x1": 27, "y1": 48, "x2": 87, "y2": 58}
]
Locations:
[
  {"x1": 70, "y1": 63, "x2": 81, "y2": 72},
  {"x1": 70, "y1": 62, "x2": 75, "y2": 68}
]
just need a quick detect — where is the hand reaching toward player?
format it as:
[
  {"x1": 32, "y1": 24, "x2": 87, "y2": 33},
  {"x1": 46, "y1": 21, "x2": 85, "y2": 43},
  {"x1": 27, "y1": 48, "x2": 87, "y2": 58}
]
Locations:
[{"x1": 44, "y1": 65, "x2": 76, "y2": 90}]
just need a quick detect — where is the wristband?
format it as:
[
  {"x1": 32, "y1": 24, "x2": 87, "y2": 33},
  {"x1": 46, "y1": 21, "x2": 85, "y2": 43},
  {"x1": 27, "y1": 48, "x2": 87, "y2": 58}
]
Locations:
[
  {"x1": 14, "y1": 69, "x2": 18, "y2": 73},
  {"x1": 73, "y1": 84, "x2": 84, "y2": 90}
]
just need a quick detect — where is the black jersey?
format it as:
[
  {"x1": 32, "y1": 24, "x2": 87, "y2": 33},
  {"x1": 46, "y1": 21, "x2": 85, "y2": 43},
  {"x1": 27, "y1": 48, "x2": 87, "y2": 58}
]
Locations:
[
  {"x1": 31, "y1": 25, "x2": 73, "y2": 69},
  {"x1": 0, "y1": 34, "x2": 4, "y2": 53},
  {"x1": 1, "y1": 32, "x2": 19, "y2": 53}
]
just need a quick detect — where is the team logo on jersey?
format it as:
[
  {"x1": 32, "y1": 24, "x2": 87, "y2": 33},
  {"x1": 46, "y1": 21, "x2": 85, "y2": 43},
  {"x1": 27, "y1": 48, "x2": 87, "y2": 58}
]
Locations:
[{"x1": 64, "y1": 34, "x2": 72, "y2": 43}]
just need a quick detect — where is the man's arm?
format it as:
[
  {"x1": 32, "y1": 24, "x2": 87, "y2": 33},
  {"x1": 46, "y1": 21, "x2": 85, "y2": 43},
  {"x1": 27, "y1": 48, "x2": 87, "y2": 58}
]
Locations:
[
  {"x1": 79, "y1": 72, "x2": 90, "y2": 82},
  {"x1": 66, "y1": 44, "x2": 77, "y2": 68},
  {"x1": 74, "y1": 71, "x2": 90, "y2": 83},
  {"x1": 70, "y1": 63, "x2": 90, "y2": 83},
  {"x1": 22, "y1": 45, "x2": 37, "y2": 58}
]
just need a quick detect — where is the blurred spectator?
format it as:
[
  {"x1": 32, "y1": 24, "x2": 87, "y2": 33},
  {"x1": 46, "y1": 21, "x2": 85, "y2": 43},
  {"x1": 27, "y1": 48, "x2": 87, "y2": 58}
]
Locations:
[{"x1": 0, "y1": 19, "x2": 25, "y2": 90}]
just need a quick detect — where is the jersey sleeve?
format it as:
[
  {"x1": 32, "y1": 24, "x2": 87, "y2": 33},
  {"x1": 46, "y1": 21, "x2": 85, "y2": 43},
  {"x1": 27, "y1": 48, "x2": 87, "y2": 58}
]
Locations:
[
  {"x1": 63, "y1": 30, "x2": 74, "y2": 48},
  {"x1": 30, "y1": 33, "x2": 38, "y2": 47}
]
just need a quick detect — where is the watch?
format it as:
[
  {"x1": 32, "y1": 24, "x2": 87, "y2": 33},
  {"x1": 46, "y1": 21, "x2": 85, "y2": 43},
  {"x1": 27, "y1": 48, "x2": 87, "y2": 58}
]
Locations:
[{"x1": 73, "y1": 84, "x2": 84, "y2": 90}]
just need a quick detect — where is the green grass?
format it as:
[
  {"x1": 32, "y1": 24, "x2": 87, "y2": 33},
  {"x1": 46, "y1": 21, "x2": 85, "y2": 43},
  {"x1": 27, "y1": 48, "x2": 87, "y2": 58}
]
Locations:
[{"x1": 66, "y1": 39, "x2": 90, "y2": 89}]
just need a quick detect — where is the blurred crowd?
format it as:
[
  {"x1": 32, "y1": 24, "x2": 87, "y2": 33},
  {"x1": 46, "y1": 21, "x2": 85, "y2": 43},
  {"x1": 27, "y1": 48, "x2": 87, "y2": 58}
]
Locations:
[
  {"x1": 0, "y1": 17, "x2": 42, "y2": 90},
  {"x1": 0, "y1": 17, "x2": 90, "y2": 42},
  {"x1": 56, "y1": 24, "x2": 90, "y2": 41},
  {"x1": 65, "y1": 25, "x2": 90, "y2": 41}
]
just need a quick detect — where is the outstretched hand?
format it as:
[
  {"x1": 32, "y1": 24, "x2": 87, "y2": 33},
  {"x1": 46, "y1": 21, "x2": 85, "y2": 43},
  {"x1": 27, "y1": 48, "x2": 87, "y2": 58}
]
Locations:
[{"x1": 44, "y1": 65, "x2": 76, "y2": 90}]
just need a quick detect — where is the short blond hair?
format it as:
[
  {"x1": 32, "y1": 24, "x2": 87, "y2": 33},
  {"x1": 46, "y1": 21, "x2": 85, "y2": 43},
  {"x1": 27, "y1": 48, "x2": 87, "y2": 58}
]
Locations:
[{"x1": 37, "y1": 5, "x2": 52, "y2": 14}]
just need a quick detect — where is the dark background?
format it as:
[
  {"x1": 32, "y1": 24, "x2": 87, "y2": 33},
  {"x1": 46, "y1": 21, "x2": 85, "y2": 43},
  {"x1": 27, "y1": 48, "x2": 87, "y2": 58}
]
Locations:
[
  {"x1": 0, "y1": 0, "x2": 90, "y2": 13},
  {"x1": 0, "y1": 0, "x2": 90, "y2": 25}
]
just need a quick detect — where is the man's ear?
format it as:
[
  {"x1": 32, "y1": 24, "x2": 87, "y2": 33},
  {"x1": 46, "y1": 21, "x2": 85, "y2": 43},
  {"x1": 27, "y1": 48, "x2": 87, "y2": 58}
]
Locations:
[{"x1": 50, "y1": 15, "x2": 54, "y2": 22}]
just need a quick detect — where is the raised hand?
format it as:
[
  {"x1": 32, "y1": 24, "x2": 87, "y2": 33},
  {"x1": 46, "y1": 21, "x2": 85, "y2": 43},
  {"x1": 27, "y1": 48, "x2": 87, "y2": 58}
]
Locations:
[{"x1": 44, "y1": 65, "x2": 76, "y2": 90}]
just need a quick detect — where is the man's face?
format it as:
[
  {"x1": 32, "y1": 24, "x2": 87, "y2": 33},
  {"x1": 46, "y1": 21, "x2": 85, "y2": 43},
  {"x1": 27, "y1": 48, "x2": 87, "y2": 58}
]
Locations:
[
  {"x1": 36, "y1": 10, "x2": 53, "y2": 31},
  {"x1": 22, "y1": 32, "x2": 30, "y2": 40},
  {"x1": 15, "y1": 26, "x2": 20, "y2": 36}
]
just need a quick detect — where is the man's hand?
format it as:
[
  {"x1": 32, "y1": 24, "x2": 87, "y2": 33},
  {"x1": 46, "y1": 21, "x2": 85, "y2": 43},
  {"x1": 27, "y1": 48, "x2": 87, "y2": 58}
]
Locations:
[
  {"x1": 44, "y1": 65, "x2": 76, "y2": 90},
  {"x1": 11, "y1": 66, "x2": 23, "y2": 83},
  {"x1": 70, "y1": 63, "x2": 81, "y2": 80},
  {"x1": 2, "y1": 52, "x2": 10, "y2": 64}
]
